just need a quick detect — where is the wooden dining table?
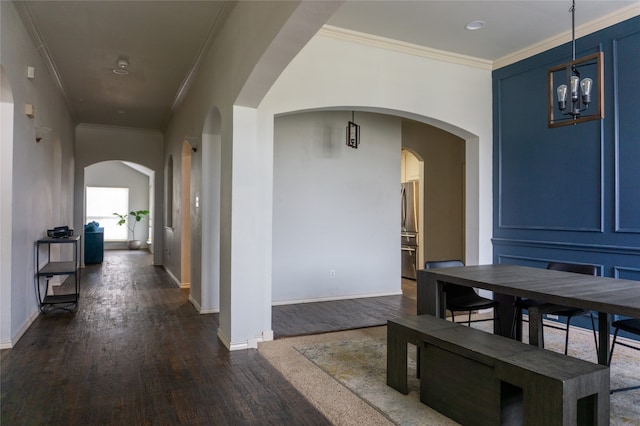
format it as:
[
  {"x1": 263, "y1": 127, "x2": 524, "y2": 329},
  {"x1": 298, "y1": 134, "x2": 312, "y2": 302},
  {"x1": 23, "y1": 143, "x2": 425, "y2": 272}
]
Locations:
[{"x1": 417, "y1": 264, "x2": 640, "y2": 366}]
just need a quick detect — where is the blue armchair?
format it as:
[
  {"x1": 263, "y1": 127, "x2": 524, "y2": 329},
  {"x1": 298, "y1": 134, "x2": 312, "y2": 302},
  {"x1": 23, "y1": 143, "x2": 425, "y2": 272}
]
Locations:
[{"x1": 84, "y1": 221, "x2": 104, "y2": 264}]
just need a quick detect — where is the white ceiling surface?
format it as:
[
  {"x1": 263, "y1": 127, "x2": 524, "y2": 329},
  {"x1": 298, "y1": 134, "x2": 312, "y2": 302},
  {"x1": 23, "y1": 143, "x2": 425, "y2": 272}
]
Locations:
[
  {"x1": 16, "y1": 0, "x2": 232, "y2": 130},
  {"x1": 16, "y1": 1, "x2": 640, "y2": 131},
  {"x1": 328, "y1": 1, "x2": 639, "y2": 64}
]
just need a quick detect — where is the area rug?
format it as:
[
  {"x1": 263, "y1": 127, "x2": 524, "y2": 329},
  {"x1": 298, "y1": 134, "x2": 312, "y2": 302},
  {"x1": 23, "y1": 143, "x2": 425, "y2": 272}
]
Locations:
[{"x1": 258, "y1": 322, "x2": 640, "y2": 425}]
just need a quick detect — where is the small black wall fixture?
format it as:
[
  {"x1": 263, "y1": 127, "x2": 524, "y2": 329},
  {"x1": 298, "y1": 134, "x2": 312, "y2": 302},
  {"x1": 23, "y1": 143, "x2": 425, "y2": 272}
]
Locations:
[
  {"x1": 346, "y1": 111, "x2": 360, "y2": 149},
  {"x1": 34, "y1": 126, "x2": 52, "y2": 143},
  {"x1": 547, "y1": 0, "x2": 604, "y2": 128}
]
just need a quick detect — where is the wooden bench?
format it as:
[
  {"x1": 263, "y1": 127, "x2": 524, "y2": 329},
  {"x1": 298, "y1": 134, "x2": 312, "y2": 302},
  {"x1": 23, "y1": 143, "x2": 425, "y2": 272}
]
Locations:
[
  {"x1": 386, "y1": 314, "x2": 460, "y2": 394},
  {"x1": 387, "y1": 315, "x2": 610, "y2": 426}
]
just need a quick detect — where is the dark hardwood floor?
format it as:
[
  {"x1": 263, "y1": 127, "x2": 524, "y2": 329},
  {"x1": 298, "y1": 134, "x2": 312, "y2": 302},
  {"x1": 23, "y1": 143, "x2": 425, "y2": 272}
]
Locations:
[
  {"x1": 1, "y1": 250, "x2": 415, "y2": 425},
  {"x1": 272, "y1": 279, "x2": 416, "y2": 337}
]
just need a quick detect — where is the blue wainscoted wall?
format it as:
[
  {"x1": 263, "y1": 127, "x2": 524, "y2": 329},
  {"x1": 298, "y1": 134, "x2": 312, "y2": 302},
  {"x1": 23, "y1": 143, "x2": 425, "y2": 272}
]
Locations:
[
  {"x1": 493, "y1": 17, "x2": 640, "y2": 335},
  {"x1": 493, "y1": 15, "x2": 640, "y2": 277}
]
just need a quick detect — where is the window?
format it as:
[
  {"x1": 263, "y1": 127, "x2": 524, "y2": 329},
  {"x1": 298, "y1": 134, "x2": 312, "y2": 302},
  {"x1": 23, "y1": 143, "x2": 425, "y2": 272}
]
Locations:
[{"x1": 86, "y1": 187, "x2": 129, "y2": 241}]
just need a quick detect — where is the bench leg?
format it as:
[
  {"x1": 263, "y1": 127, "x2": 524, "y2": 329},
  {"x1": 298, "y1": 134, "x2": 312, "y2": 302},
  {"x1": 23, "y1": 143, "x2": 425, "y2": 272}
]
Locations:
[
  {"x1": 521, "y1": 376, "x2": 609, "y2": 426},
  {"x1": 387, "y1": 322, "x2": 409, "y2": 394}
]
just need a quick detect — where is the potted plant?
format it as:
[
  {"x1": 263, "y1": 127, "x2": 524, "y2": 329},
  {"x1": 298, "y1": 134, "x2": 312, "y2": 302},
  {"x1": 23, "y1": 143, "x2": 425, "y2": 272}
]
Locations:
[{"x1": 113, "y1": 210, "x2": 150, "y2": 250}]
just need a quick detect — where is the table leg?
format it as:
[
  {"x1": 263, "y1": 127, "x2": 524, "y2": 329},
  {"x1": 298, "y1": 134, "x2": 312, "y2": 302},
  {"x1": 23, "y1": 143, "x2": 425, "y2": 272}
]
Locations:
[
  {"x1": 417, "y1": 270, "x2": 445, "y2": 317},
  {"x1": 493, "y1": 293, "x2": 516, "y2": 338},
  {"x1": 597, "y1": 312, "x2": 610, "y2": 366},
  {"x1": 528, "y1": 306, "x2": 544, "y2": 348}
]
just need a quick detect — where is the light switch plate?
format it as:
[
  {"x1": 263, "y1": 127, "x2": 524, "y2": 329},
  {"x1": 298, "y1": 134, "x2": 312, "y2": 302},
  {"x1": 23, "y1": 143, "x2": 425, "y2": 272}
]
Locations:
[{"x1": 25, "y1": 104, "x2": 35, "y2": 118}]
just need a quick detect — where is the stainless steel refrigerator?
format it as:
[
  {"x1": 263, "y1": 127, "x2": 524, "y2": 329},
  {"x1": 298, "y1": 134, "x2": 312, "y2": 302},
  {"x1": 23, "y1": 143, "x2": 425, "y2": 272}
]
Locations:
[{"x1": 401, "y1": 181, "x2": 419, "y2": 279}]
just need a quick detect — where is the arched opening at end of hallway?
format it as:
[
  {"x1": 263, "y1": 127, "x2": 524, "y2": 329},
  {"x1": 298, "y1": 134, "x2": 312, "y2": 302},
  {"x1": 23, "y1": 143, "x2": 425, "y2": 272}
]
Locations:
[{"x1": 84, "y1": 161, "x2": 155, "y2": 260}]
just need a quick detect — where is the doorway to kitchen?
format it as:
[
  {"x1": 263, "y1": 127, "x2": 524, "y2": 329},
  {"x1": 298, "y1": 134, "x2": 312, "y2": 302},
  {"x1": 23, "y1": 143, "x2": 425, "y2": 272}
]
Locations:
[
  {"x1": 401, "y1": 118, "x2": 466, "y2": 283},
  {"x1": 401, "y1": 149, "x2": 423, "y2": 281}
]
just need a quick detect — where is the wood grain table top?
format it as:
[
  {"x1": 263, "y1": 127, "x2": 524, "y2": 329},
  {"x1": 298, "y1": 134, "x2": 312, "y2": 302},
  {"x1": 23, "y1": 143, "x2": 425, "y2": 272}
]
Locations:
[{"x1": 421, "y1": 264, "x2": 640, "y2": 318}]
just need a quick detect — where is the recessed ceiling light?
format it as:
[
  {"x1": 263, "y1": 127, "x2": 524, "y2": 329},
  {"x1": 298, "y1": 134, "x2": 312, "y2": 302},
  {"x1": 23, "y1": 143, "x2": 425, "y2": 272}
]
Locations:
[{"x1": 465, "y1": 20, "x2": 485, "y2": 31}]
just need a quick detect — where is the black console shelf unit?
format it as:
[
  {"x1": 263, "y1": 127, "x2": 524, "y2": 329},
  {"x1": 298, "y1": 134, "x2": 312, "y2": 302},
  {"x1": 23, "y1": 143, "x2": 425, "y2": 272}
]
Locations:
[{"x1": 35, "y1": 236, "x2": 81, "y2": 312}]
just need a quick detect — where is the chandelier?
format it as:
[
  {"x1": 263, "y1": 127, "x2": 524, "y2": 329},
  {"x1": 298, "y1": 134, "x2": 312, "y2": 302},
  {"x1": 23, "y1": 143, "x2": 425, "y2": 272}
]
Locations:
[{"x1": 547, "y1": 0, "x2": 603, "y2": 128}]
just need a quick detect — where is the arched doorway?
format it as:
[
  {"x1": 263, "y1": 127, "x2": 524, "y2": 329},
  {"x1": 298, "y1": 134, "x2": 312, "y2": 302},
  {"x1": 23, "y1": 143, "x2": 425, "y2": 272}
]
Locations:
[
  {"x1": 84, "y1": 161, "x2": 154, "y2": 253},
  {"x1": 180, "y1": 140, "x2": 192, "y2": 288},
  {"x1": 272, "y1": 110, "x2": 467, "y2": 305},
  {"x1": 186, "y1": 107, "x2": 222, "y2": 314},
  {"x1": 401, "y1": 119, "x2": 466, "y2": 266},
  {"x1": 198, "y1": 108, "x2": 222, "y2": 313}
]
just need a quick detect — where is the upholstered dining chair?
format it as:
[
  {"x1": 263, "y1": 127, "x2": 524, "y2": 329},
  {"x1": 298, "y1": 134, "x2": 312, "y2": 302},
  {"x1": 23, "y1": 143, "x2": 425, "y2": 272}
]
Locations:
[
  {"x1": 608, "y1": 317, "x2": 640, "y2": 366},
  {"x1": 511, "y1": 261, "x2": 598, "y2": 355},
  {"x1": 424, "y1": 260, "x2": 501, "y2": 330}
]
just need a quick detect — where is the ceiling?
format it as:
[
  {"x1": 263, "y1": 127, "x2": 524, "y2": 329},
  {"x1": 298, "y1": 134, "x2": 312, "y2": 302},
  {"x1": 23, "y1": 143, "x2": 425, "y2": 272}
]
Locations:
[{"x1": 15, "y1": 0, "x2": 639, "y2": 131}]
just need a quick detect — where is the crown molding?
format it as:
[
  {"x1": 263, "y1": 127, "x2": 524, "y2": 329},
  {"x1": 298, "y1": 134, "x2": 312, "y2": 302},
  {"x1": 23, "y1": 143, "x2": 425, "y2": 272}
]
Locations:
[
  {"x1": 165, "y1": 1, "x2": 236, "y2": 129},
  {"x1": 318, "y1": 25, "x2": 493, "y2": 71},
  {"x1": 494, "y1": 4, "x2": 640, "y2": 69},
  {"x1": 76, "y1": 123, "x2": 162, "y2": 135}
]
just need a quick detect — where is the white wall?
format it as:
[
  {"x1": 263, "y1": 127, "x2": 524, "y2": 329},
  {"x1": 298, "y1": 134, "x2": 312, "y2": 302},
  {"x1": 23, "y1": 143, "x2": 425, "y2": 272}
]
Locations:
[
  {"x1": 259, "y1": 31, "x2": 494, "y2": 268},
  {"x1": 0, "y1": 66, "x2": 15, "y2": 346},
  {"x1": 273, "y1": 111, "x2": 401, "y2": 302},
  {"x1": 1, "y1": 2, "x2": 76, "y2": 348},
  {"x1": 164, "y1": 2, "x2": 338, "y2": 349},
  {"x1": 84, "y1": 161, "x2": 150, "y2": 248},
  {"x1": 166, "y1": 2, "x2": 492, "y2": 349}
]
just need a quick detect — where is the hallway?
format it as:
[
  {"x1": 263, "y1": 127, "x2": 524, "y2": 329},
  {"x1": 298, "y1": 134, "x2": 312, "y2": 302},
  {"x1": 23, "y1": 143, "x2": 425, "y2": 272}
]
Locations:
[{"x1": 1, "y1": 251, "x2": 330, "y2": 425}]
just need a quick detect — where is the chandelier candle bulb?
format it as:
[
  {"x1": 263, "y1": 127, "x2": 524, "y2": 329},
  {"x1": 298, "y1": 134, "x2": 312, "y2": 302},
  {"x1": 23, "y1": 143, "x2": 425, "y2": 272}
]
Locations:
[
  {"x1": 581, "y1": 78, "x2": 592, "y2": 103},
  {"x1": 570, "y1": 75, "x2": 580, "y2": 101},
  {"x1": 557, "y1": 85, "x2": 567, "y2": 110}
]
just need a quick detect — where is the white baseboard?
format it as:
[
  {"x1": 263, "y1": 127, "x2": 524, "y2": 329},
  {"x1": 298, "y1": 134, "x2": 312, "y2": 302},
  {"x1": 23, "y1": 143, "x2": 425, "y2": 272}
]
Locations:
[
  {"x1": 262, "y1": 329, "x2": 274, "y2": 342},
  {"x1": 0, "y1": 307, "x2": 40, "y2": 349},
  {"x1": 163, "y1": 266, "x2": 180, "y2": 287},
  {"x1": 162, "y1": 266, "x2": 190, "y2": 289},
  {"x1": 188, "y1": 291, "x2": 219, "y2": 314},
  {"x1": 272, "y1": 290, "x2": 402, "y2": 306},
  {"x1": 217, "y1": 328, "x2": 272, "y2": 351},
  {"x1": 188, "y1": 294, "x2": 202, "y2": 312}
]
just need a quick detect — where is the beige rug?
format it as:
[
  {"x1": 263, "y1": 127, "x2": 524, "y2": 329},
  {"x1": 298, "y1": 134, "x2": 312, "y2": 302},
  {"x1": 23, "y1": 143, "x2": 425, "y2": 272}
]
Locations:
[{"x1": 258, "y1": 322, "x2": 640, "y2": 425}]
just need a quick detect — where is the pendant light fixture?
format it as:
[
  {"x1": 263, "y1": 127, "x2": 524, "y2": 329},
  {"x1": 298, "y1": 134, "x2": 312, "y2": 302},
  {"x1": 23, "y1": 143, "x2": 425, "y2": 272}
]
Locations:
[
  {"x1": 346, "y1": 111, "x2": 360, "y2": 149},
  {"x1": 547, "y1": 0, "x2": 603, "y2": 128},
  {"x1": 113, "y1": 57, "x2": 130, "y2": 75}
]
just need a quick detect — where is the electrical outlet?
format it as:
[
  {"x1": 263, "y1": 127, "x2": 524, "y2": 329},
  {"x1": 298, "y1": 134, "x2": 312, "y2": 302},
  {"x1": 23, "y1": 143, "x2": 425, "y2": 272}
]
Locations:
[{"x1": 329, "y1": 269, "x2": 336, "y2": 278}]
